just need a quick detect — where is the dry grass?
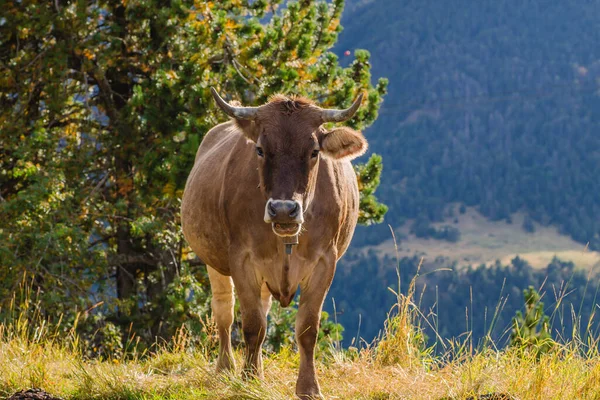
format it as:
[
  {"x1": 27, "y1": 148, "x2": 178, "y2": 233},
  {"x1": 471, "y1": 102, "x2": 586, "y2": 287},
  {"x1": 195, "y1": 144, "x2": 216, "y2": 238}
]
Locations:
[
  {"x1": 2, "y1": 269, "x2": 600, "y2": 399},
  {"x1": 3, "y1": 330, "x2": 600, "y2": 399}
]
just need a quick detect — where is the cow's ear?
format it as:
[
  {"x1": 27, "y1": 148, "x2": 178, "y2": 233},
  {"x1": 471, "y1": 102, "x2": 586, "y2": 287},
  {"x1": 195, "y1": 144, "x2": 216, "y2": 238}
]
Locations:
[
  {"x1": 320, "y1": 126, "x2": 367, "y2": 160},
  {"x1": 234, "y1": 119, "x2": 259, "y2": 142}
]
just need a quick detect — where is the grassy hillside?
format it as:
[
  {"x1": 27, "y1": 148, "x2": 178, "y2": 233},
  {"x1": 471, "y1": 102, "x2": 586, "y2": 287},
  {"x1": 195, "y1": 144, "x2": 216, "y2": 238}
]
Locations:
[
  {"x1": 4, "y1": 338, "x2": 600, "y2": 399},
  {"x1": 3, "y1": 284, "x2": 600, "y2": 400},
  {"x1": 370, "y1": 208, "x2": 600, "y2": 269}
]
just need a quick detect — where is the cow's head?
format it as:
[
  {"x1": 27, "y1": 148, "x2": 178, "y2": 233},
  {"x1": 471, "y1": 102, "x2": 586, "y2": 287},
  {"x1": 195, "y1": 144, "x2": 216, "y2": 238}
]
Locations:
[{"x1": 211, "y1": 88, "x2": 367, "y2": 237}]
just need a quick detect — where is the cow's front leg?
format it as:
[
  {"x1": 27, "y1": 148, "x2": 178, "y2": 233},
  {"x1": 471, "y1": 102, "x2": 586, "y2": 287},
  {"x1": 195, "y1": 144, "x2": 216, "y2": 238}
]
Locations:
[
  {"x1": 240, "y1": 294, "x2": 267, "y2": 379},
  {"x1": 295, "y1": 257, "x2": 335, "y2": 399},
  {"x1": 232, "y1": 267, "x2": 267, "y2": 379}
]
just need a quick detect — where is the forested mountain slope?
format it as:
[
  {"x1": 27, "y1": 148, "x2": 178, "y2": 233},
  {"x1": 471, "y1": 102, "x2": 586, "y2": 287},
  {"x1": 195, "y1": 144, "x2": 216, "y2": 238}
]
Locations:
[
  {"x1": 325, "y1": 0, "x2": 600, "y2": 346},
  {"x1": 336, "y1": 0, "x2": 600, "y2": 249}
]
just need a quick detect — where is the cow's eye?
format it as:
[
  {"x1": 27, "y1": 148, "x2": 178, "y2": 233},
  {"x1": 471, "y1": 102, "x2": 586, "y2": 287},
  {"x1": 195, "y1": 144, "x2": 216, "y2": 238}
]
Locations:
[
  {"x1": 256, "y1": 147, "x2": 264, "y2": 157},
  {"x1": 311, "y1": 149, "x2": 319, "y2": 159}
]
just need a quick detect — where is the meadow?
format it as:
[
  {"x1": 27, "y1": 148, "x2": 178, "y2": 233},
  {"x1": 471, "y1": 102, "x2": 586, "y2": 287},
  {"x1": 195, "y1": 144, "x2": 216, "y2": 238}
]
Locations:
[{"x1": 2, "y1": 271, "x2": 600, "y2": 400}]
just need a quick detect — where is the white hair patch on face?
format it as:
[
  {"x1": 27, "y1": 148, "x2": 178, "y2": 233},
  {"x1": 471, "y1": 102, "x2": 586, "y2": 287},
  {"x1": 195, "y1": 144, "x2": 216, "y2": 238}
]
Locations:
[{"x1": 264, "y1": 197, "x2": 275, "y2": 223}]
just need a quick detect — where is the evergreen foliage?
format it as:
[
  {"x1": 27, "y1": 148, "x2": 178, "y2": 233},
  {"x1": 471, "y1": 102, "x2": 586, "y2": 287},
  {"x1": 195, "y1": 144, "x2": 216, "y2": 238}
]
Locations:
[
  {"x1": 355, "y1": 153, "x2": 387, "y2": 225},
  {"x1": 510, "y1": 286, "x2": 553, "y2": 356},
  {"x1": 410, "y1": 217, "x2": 461, "y2": 242},
  {"x1": 264, "y1": 299, "x2": 344, "y2": 354},
  {"x1": 522, "y1": 216, "x2": 536, "y2": 234}
]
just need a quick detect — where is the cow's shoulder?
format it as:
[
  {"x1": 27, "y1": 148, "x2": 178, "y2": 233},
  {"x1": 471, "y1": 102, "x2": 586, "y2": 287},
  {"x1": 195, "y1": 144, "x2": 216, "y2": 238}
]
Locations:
[
  {"x1": 316, "y1": 158, "x2": 358, "y2": 200},
  {"x1": 194, "y1": 121, "x2": 242, "y2": 163},
  {"x1": 311, "y1": 158, "x2": 359, "y2": 257}
]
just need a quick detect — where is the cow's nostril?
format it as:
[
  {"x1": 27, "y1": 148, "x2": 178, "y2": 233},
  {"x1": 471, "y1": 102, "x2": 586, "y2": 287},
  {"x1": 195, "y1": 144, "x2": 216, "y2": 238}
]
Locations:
[
  {"x1": 289, "y1": 202, "x2": 300, "y2": 218},
  {"x1": 267, "y1": 201, "x2": 277, "y2": 217}
]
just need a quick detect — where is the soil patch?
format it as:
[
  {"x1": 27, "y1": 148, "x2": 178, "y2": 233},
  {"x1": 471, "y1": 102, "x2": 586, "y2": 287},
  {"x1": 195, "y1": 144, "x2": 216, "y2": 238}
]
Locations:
[{"x1": 7, "y1": 389, "x2": 63, "y2": 400}]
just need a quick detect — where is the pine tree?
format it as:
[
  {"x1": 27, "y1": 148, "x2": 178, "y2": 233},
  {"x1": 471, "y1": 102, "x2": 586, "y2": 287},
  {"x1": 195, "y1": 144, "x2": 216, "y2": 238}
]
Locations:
[
  {"x1": 355, "y1": 153, "x2": 387, "y2": 225},
  {"x1": 510, "y1": 286, "x2": 553, "y2": 356}
]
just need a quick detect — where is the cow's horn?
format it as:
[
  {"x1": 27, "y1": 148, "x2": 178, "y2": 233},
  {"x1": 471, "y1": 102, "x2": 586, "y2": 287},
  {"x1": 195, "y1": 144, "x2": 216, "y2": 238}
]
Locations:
[
  {"x1": 320, "y1": 93, "x2": 364, "y2": 123},
  {"x1": 211, "y1": 88, "x2": 259, "y2": 120}
]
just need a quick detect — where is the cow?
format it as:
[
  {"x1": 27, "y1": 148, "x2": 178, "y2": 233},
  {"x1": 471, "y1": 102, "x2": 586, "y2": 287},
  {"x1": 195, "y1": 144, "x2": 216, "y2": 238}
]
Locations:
[{"x1": 181, "y1": 88, "x2": 367, "y2": 399}]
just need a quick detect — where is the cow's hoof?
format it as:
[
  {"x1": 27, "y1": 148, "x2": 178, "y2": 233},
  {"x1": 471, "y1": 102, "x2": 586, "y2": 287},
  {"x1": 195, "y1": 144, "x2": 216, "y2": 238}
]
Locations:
[
  {"x1": 296, "y1": 383, "x2": 322, "y2": 400},
  {"x1": 296, "y1": 390, "x2": 323, "y2": 400},
  {"x1": 215, "y1": 355, "x2": 235, "y2": 373},
  {"x1": 241, "y1": 367, "x2": 264, "y2": 380}
]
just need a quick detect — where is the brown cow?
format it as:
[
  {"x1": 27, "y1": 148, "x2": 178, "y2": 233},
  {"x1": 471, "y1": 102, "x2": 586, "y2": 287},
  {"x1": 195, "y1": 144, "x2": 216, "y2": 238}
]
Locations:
[{"x1": 181, "y1": 88, "x2": 367, "y2": 399}]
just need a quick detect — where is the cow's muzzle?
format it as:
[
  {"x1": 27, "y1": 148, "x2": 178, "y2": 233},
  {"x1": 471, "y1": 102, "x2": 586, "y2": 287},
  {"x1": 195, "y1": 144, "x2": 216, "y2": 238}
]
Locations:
[{"x1": 264, "y1": 199, "x2": 303, "y2": 237}]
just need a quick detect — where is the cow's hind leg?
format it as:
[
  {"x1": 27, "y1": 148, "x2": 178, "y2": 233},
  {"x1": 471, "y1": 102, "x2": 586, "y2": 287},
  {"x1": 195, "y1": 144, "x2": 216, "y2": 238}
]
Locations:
[{"x1": 207, "y1": 266, "x2": 235, "y2": 372}]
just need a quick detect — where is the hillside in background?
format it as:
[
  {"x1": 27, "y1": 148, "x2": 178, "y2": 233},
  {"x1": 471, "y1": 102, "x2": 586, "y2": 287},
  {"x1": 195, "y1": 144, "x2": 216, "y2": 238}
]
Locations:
[
  {"x1": 370, "y1": 207, "x2": 600, "y2": 270},
  {"x1": 336, "y1": 0, "x2": 600, "y2": 249},
  {"x1": 326, "y1": 0, "x2": 600, "y2": 346}
]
